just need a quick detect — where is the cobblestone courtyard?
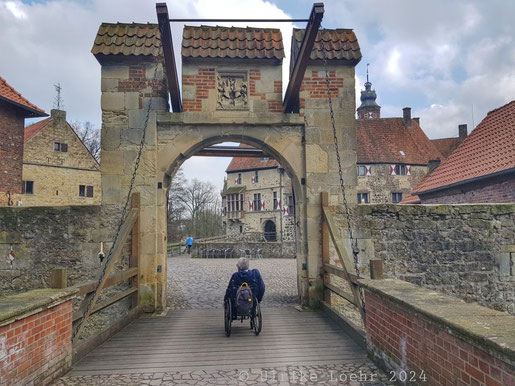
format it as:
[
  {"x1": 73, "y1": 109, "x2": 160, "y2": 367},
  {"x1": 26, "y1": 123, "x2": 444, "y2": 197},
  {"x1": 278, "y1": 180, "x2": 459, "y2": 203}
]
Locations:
[{"x1": 167, "y1": 255, "x2": 299, "y2": 310}]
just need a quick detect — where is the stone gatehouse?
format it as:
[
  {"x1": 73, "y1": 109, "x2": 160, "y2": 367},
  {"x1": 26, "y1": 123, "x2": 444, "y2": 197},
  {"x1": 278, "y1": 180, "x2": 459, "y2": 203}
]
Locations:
[{"x1": 92, "y1": 22, "x2": 361, "y2": 310}]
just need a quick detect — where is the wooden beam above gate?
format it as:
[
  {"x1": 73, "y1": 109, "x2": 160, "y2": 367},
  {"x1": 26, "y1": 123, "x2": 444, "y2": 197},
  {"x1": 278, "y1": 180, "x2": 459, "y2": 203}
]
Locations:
[
  {"x1": 283, "y1": 3, "x2": 324, "y2": 113},
  {"x1": 156, "y1": 3, "x2": 182, "y2": 112},
  {"x1": 196, "y1": 146, "x2": 265, "y2": 158}
]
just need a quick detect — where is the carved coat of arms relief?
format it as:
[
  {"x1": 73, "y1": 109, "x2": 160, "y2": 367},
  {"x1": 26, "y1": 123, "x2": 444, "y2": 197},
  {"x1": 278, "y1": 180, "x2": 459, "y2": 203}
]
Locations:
[{"x1": 216, "y1": 72, "x2": 248, "y2": 110}]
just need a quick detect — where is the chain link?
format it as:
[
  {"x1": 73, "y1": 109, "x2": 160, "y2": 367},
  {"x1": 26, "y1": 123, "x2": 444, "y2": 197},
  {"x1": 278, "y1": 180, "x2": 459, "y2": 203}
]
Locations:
[
  {"x1": 73, "y1": 55, "x2": 160, "y2": 339},
  {"x1": 319, "y1": 23, "x2": 366, "y2": 318}
]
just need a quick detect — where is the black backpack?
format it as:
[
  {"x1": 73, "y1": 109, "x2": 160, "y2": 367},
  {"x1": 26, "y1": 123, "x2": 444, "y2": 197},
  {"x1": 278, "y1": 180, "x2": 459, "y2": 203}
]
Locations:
[{"x1": 235, "y1": 282, "x2": 253, "y2": 316}]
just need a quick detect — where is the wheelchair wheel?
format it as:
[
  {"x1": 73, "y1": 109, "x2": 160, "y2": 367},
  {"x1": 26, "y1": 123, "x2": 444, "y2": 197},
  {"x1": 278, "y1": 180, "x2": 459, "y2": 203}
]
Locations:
[
  {"x1": 224, "y1": 300, "x2": 232, "y2": 337},
  {"x1": 253, "y1": 302, "x2": 262, "y2": 336}
]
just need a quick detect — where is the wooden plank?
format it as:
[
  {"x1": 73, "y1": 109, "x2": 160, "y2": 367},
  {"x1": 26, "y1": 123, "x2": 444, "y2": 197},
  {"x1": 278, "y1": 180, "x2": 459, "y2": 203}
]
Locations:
[
  {"x1": 74, "y1": 267, "x2": 138, "y2": 296},
  {"x1": 324, "y1": 283, "x2": 356, "y2": 306},
  {"x1": 283, "y1": 3, "x2": 324, "y2": 113},
  {"x1": 51, "y1": 268, "x2": 67, "y2": 289},
  {"x1": 321, "y1": 192, "x2": 331, "y2": 304},
  {"x1": 156, "y1": 3, "x2": 182, "y2": 112},
  {"x1": 73, "y1": 208, "x2": 139, "y2": 342},
  {"x1": 130, "y1": 193, "x2": 140, "y2": 308},
  {"x1": 73, "y1": 305, "x2": 143, "y2": 364},
  {"x1": 73, "y1": 288, "x2": 138, "y2": 323},
  {"x1": 69, "y1": 308, "x2": 370, "y2": 376},
  {"x1": 196, "y1": 146, "x2": 264, "y2": 158},
  {"x1": 370, "y1": 259, "x2": 384, "y2": 279},
  {"x1": 321, "y1": 205, "x2": 366, "y2": 322}
]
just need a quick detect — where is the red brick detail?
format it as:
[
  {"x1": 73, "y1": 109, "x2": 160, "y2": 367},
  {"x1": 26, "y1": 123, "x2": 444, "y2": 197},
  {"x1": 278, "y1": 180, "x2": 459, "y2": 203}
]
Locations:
[
  {"x1": 268, "y1": 100, "x2": 283, "y2": 113},
  {"x1": 274, "y1": 80, "x2": 282, "y2": 94},
  {"x1": 365, "y1": 291, "x2": 514, "y2": 386},
  {"x1": 249, "y1": 69, "x2": 265, "y2": 100},
  {"x1": 0, "y1": 300, "x2": 73, "y2": 385},
  {"x1": 117, "y1": 65, "x2": 167, "y2": 109},
  {"x1": 182, "y1": 68, "x2": 216, "y2": 112},
  {"x1": 300, "y1": 70, "x2": 343, "y2": 99},
  {"x1": 0, "y1": 99, "x2": 24, "y2": 197}
]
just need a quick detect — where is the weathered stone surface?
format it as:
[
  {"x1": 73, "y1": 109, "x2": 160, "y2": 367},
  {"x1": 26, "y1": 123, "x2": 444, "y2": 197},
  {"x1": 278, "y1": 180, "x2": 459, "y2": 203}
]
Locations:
[
  {"x1": 0, "y1": 288, "x2": 77, "y2": 326},
  {"x1": 351, "y1": 203, "x2": 515, "y2": 314}
]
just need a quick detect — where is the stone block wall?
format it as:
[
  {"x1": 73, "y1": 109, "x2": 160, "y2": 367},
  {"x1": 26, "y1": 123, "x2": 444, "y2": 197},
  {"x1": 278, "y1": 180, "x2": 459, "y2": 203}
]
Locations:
[
  {"x1": 353, "y1": 204, "x2": 514, "y2": 314},
  {"x1": 0, "y1": 289, "x2": 75, "y2": 385},
  {"x1": 0, "y1": 99, "x2": 24, "y2": 204},
  {"x1": 357, "y1": 164, "x2": 428, "y2": 204},
  {"x1": 361, "y1": 279, "x2": 514, "y2": 386},
  {"x1": 21, "y1": 164, "x2": 101, "y2": 206},
  {"x1": 0, "y1": 205, "x2": 119, "y2": 296},
  {"x1": 23, "y1": 110, "x2": 99, "y2": 171}
]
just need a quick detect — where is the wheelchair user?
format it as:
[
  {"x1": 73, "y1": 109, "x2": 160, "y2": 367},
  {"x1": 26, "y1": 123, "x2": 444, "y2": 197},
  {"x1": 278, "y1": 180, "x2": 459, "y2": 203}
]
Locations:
[{"x1": 224, "y1": 257, "x2": 265, "y2": 313}]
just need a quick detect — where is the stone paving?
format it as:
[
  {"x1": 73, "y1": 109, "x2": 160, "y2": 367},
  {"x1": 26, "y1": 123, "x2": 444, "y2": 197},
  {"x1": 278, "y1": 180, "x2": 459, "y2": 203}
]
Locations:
[
  {"x1": 55, "y1": 255, "x2": 392, "y2": 385},
  {"x1": 166, "y1": 254, "x2": 299, "y2": 309},
  {"x1": 55, "y1": 363, "x2": 393, "y2": 385}
]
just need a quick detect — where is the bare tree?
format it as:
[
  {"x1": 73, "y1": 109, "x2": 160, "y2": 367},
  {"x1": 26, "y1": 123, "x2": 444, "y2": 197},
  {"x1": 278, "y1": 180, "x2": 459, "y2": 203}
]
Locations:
[
  {"x1": 71, "y1": 121, "x2": 101, "y2": 161},
  {"x1": 167, "y1": 171, "x2": 223, "y2": 240}
]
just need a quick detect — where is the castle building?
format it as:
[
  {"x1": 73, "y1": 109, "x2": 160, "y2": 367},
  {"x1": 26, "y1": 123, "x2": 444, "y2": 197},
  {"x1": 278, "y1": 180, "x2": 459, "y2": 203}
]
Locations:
[
  {"x1": 21, "y1": 109, "x2": 101, "y2": 206},
  {"x1": 356, "y1": 78, "x2": 444, "y2": 204},
  {"x1": 221, "y1": 150, "x2": 295, "y2": 242}
]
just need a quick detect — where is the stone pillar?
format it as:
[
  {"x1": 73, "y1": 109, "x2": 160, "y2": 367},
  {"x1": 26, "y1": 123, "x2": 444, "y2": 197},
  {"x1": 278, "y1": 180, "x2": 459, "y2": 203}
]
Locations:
[
  {"x1": 100, "y1": 58, "x2": 168, "y2": 312},
  {"x1": 300, "y1": 65, "x2": 357, "y2": 307}
]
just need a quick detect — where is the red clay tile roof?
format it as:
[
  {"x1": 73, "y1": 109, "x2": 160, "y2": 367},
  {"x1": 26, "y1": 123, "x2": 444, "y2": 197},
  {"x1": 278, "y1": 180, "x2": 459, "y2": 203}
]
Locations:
[
  {"x1": 0, "y1": 77, "x2": 47, "y2": 117},
  {"x1": 24, "y1": 118, "x2": 51, "y2": 143},
  {"x1": 357, "y1": 118, "x2": 444, "y2": 165},
  {"x1": 292, "y1": 28, "x2": 361, "y2": 62},
  {"x1": 182, "y1": 25, "x2": 284, "y2": 60},
  {"x1": 414, "y1": 101, "x2": 515, "y2": 194},
  {"x1": 399, "y1": 193, "x2": 421, "y2": 204},
  {"x1": 92, "y1": 23, "x2": 161, "y2": 58},
  {"x1": 226, "y1": 144, "x2": 280, "y2": 172},
  {"x1": 431, "y1": 137, "x2": 462, "y2": 158}
]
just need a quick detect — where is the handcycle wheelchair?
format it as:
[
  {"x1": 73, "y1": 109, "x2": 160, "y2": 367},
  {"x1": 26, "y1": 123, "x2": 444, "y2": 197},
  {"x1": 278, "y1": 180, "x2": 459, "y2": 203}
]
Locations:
[{"x1": 224, "y1": 296, "x2": 262, "y2": 337}]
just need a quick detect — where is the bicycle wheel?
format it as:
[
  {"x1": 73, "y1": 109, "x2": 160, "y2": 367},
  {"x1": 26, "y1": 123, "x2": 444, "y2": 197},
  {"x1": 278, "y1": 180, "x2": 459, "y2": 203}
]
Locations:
[
  {"x1": 253, "y1": 302, "x2": 262, "y2": 335},
  {"x1": 224, "y1": 300, "x2": 232, "y2": 337}
]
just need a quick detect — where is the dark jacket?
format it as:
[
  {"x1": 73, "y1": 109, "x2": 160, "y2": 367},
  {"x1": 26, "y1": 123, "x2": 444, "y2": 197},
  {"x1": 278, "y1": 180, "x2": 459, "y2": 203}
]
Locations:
[{"x1": 224, "y1": 269, "x2": 265, "y2": 303}]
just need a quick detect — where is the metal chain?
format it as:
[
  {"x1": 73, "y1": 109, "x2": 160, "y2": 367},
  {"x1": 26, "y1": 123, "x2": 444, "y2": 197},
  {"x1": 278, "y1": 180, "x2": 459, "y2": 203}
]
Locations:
[
  {"x1": 319, "y1": 23, "x2": 366, "y2": 317},
  {"x1": 73, "y1": 58, "x2": 160, "y2": 339}
]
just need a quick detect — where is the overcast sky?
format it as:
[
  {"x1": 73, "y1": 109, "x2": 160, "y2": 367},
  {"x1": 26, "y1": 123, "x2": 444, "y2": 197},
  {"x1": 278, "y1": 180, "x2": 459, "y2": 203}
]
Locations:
[{"x1": 1, "y1": 0, "x2": 514, "y2": 192}]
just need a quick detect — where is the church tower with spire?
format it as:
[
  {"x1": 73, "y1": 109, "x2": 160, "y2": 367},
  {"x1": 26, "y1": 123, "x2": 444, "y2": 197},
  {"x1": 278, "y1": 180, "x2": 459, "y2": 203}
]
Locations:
[{"x1": 357, "y1": 64, "x2": 381, "y2": 119}]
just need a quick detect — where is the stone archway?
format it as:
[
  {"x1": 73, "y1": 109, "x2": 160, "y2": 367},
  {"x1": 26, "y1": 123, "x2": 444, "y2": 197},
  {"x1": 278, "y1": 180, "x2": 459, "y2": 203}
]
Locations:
[
  {"x1": 156, "y1": 129, "x2": 308, "y2": 308},
  {"x1": 94, "y1": 23, "x2": 359, "y2": 312}
]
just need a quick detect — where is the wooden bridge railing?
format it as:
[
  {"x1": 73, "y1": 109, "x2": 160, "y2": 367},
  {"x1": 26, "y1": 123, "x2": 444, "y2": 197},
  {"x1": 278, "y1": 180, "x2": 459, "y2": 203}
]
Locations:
[
  {"x1": 320, "y1": 192, "x2": 384, "y2": 333},
  {"x1": 51, "y1": 192, "x2": 142, "y2": 360},
  {"x1": 320, "y1": 192, "x2": 366, "y2": 322}
]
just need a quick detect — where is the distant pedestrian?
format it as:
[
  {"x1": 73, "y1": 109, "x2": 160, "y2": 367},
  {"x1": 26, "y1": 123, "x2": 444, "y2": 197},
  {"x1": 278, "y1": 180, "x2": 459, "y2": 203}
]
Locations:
[{"x1": 186, "y1": 236, "x2": 194, "y2": 254}]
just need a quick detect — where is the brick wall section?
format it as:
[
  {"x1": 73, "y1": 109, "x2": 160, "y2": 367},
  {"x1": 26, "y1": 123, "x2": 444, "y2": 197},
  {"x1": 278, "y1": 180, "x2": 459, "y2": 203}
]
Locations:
[
  {"x1": 117, "y1": 65, "x2": 168, "y2": 107},
  {"x1": 365, "y1": 290, "x2": 514, "y2": 386},
  {"x1": 420, "y1": 178, "x2": 515, "y2": 204},
  {"x1": 0, "y1": 300, "x2": 73, "y2": 385},
  {"x1": 0, "y1": 100, "x2": 24, "y2": 196},
  {"x1": 182, "y1": 67, "x2": 216, "y2": 112},
  {"x1": 300, "y1": 69, "x2": 343, "y2": 104}
]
